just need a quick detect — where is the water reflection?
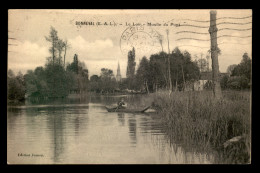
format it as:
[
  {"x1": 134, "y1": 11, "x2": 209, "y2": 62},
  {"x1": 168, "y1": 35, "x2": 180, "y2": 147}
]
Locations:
[
  {"x1": 128, "y1": 117, "x2": 137, "y2": 146},
  {"x1": 48, "y1": 114, "x2": 66, "y2": 163},
  {"x1": 46, "y1": 104, "x2": 89, "y2": 163},
  {"x1": 7, "y1": 95, "x2": 218, "y2": 164},
  {"x1": 117, "y1": 113, "x2": 125, "y2": 126}
]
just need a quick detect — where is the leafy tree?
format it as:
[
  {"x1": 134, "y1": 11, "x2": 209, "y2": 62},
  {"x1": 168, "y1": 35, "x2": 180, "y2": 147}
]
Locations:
[
  {"x1": 66, "y1": 55, "x2": 89, "y2": 94},
  {"x1": 220, "y1": 74, "x2": 229, "y2": 90},
  {"x1": 125, "y1": 47, "x2": 136, "y2": 89},
  {"x1": 136, "y1": 56, "x2": 150, "y2": 93},
  {"x1": 89, "y1": 75, "x2": 101, "y2": 93},
  {"x1": 7, "y1": 70, "x2": 26, "y2": 102},
  {"x1": 63, "y1": 40, "x2": 70, "y2": 68},
  {"x1": 44, "y1": 63, "x2": 72, "y2": 97},
  {"x1": 45, "y1": 26, "x2": 59, "y2": 65},
  {"x1": 230, "y1": 53, "x2": 252, "y2": 89},
  {"x1": 100, "y1": 68, "x2": 117, "y2": 93},
  {"x1": 45, "y1": 26, "x2": 68, "y2": 67},
  {"x1": 195, "y1": 58, "x2": 208, "y2": 72},
  {"x1": 67, "y1": 54, "x2": 79, "y2": 74},
  {"x1": 24, "y1": 70, "x2": 39, "y2": 97},
  {"x1": 101, "y1": 68, "x2": 114, "y2": 79},
  {"x1": 232, "y1": 53, "x2": 251, "y2": 80},
  {"x1": 126, "y1": 47, "x2": 136, "y2": 78},
  {"x1": 227, "y1": 64, "x2": 237, "y2": 76},
  {"x1": 170, "y1": 48, "x2": 200, "y2": 91},
  {"x1": 182, "y1": 51, "x2": 200, "y2": 82},
  {"x1": 56, "y1": 39, "x2": 65, "y2": 65},
  {"x1": 149, "y1": 52, "x2": 168, "y2": 91}
]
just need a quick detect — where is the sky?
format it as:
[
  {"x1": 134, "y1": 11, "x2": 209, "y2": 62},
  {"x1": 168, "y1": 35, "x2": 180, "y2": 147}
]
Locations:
[{"x1": 8, "y1": 9, "x2": 252, "y2": 78}]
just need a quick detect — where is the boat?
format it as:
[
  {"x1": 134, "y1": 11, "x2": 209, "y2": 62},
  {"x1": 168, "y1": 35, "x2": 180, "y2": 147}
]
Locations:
[{"x1": 105, "y1": 106, "x2": 150, "y2": 113}]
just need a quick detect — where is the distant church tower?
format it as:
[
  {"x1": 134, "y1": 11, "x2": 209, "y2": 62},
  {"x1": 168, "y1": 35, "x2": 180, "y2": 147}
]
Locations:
[{"x1": 116, "y1": 62, "x2": 122, "y2": 82}]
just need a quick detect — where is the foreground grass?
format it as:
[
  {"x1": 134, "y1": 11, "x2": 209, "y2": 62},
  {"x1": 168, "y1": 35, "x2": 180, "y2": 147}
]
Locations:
[{"x1": 139, "y1": 90, "x2": 251, "y2": 164}]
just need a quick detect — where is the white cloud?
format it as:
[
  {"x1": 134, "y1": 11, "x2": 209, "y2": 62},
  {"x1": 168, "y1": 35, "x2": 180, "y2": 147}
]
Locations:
[
  {"x1": 66, "y1": 36, "x2": 128, "y2": 76},
  {"x1": 8, "y1": 40, "x2": 49, "y2": 74},
  {"x1": 68, "y1": 36, "x2": 114, "y2": 60}
]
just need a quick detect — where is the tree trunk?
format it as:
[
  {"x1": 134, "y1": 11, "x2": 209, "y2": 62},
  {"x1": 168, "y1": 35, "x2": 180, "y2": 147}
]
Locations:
[
  {"x1": 175, "y1": 70, "x2": 178, "y2": 92},
  {"x1": 52, "y1": 40, "x2": 55, "y2": 65},
  {"x1": 166, "y1": 30, "x2": 172, "y2": 93},
  {"x1": 209, "y1": 10, "x2": 222, "y2": 99},
  {"x1": 145, "y1": 80, "x2": 150, "y2": 94},
  {"x1": 181, "y1": 64, "x2": 186, "y2": 91},
  {"x1": 64, "y1": 44, "x2": 67, "y2": 69},
  {"x1": 59, "y1": 51, "x2": 61, "y2": 65}
]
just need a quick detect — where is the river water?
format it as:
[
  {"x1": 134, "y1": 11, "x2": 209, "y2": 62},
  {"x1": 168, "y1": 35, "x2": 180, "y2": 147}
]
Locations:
[{"x1": 7, "y1": 95, "x2": 216, "y2": 164}]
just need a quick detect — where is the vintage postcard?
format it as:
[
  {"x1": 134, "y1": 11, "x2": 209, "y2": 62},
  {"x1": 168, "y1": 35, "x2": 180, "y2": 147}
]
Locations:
[{"x1": 7, "y1": 9, "x2": 251, "y2": 164}]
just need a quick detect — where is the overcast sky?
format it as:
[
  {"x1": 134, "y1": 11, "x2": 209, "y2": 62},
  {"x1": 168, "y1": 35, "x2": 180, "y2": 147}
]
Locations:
[{"x1": 8, "y1": 9, "x2": 252, "y2": 77}]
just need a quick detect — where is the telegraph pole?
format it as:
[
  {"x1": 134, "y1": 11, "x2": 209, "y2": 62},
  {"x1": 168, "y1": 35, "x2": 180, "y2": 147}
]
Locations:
[{"x1": 209, "y1": 10, "x2": 222, "y2": 99}]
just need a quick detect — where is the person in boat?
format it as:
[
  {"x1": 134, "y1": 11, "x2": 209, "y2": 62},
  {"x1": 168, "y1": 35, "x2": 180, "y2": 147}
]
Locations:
[{"x1": 117, "y1": 98, "x2": 126, "y2": 109}]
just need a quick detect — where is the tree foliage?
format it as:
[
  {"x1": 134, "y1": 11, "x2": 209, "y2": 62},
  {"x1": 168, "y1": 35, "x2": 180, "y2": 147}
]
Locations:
[
  {"x1": 227, "y1": 64, "x2": 237, "y2": 76},
  {"x1": 231, "y1": 53, "x2": 251, "y2": 80},
  {"x1": 126, "y1": 47, "x2": 136, "y2": 79},
  {"x1": 132, "y1": 48, "x2": 200, "y2": 92},
  {"x1": 7, "y1": 70, "x2": 26, "y2": 102},
  {"x1": 135, "y1": 56, "x2": 150, "y2": 92},
  {"x1": 89, "y1": 68, "x2": 117, "y2": 93},
  {"x1": 23, "y1": 27, "x2": 89, "y2": 98},
  {"x1": 195, "y1": 58, "x2": 208, "y2": 72},
  {"x1": 221, "y1": 53, "x2": 252, "y2": 90}
]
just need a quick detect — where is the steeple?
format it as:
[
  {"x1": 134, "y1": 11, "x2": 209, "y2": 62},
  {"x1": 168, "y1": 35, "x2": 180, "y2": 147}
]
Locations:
[{"x1": 116, "y1": 61, "x2": 122, "y2": 82}]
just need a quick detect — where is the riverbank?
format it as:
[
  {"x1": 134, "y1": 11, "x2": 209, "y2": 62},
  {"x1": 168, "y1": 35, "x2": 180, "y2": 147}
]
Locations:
[
  {"x1": 7, "y1": 99, "x2": 25, "y2": 106},
  {"x1": 142, "y1": 90, "x2": 251, "y2": 164}
]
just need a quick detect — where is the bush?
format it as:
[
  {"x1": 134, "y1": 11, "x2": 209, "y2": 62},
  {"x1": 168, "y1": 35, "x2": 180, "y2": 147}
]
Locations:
[{"x1": 227, "y1": 76, "x2": 250, "y2": 90}]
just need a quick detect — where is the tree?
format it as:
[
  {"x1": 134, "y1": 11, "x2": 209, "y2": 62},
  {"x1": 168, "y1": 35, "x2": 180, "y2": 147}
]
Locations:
[
  {"x1": 209, "y1": 10, "x2": 222, "y2": 99},
  {"x1": 44, "y1": 63, "x2": 72, "y2": 97},
  {"x1": 100, "y1": 68, "x2": 117, "y2": 93},
  {"x1": 67, "y1": 54, "x2": 79, "y2": 74},
  {"x1": 126, "y1": 47, "x2": 136, "y2": 79},
  {"x1": 8, "y1": 70, "x2": 26, "y2": 102},
  {"x1": 56, "y1": 39, "x2": 65, "y2": 65},
  {"x1": 230, "y1": 53, "x2": 252, "y2": 89},
  {"x1": 101, "y1": 68, "x2": 114, "y2": 79},
  {"x1": 45, "y1": 26, "x2": 59, "y2": 65},
  {"x1": 220, "y1": 74, "x2": 229, "y2": 90},
  {"x1": 166, "y1": 29, "x2": 172, "y2": 92},
  {"x1": 232, "y1": 53, "x2": 251, "y2": 79},
  {"x1": 24, "y1": 70, "x2": 40, "y2": 97},
  {"x1": 89, "y1": 75, "x2": 101, "y2": 93},
  {"x1": 195, "y1": 58, "x2": 208, "y2": 72},
  {"x1": 63, "y1": 40, "x2": 70, "y2": 68},
  {"x1": 149, "y1": 52, "x2": 168, "y2": 91},
  {"x1": 140, "y1": 48, "x2": 199, "y2": 92},
  {"x1": 126, "y1": 47, "x2": 136, "y2": 89},
  {"x1": 8, "y1": 69, "x2": 15, "y2": 78},
  {"x1": 136, "y1": 56, "x2": 150, "y2": 93},
  {"x1": 171, "y1": 48, "x2": 200, "y2": 91},
  {"x1": 227, "y1": 64, "x2": 237, "y2": 76},
  {"x1": 66, "y1": 55, "x2": 89, "y2": 94}
]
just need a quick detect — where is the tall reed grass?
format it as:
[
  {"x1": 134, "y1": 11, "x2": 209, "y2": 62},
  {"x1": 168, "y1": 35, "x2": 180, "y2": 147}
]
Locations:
[{"x1": 144, "y1": 90, "x2": 251, "y2": 164}]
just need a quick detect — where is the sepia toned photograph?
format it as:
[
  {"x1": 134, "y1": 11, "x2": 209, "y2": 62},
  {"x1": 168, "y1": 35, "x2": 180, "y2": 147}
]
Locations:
[{"x1": 7, "y1": 9, "x2": 251, "y2": 164}]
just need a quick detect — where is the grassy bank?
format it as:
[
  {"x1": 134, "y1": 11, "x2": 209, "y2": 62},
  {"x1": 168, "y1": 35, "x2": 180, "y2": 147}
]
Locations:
[{"x1": 139, "y1": 90, "x2": 251, "y2": 164}]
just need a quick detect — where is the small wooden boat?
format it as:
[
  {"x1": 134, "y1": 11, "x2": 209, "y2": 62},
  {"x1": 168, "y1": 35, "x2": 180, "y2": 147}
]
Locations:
[{"x1": 105, "y1": 106, "x2": 150, "y2": 113}]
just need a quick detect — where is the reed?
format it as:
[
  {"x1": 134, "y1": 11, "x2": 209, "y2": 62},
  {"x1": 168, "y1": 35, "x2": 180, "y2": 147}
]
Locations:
[{"x1": 147, "y1": 90, "x2": 251, "y2": 164}]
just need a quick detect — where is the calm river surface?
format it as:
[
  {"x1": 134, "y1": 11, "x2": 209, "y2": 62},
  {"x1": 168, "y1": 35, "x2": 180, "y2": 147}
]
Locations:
[{"x1": 7, "y1": 95, "x2": 215, "y2": 164}]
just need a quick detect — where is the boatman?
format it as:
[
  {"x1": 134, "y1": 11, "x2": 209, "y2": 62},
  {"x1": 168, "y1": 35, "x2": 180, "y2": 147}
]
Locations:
[{"x1": 117, "y1": 98, "x2": 126, "y2": 109}]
